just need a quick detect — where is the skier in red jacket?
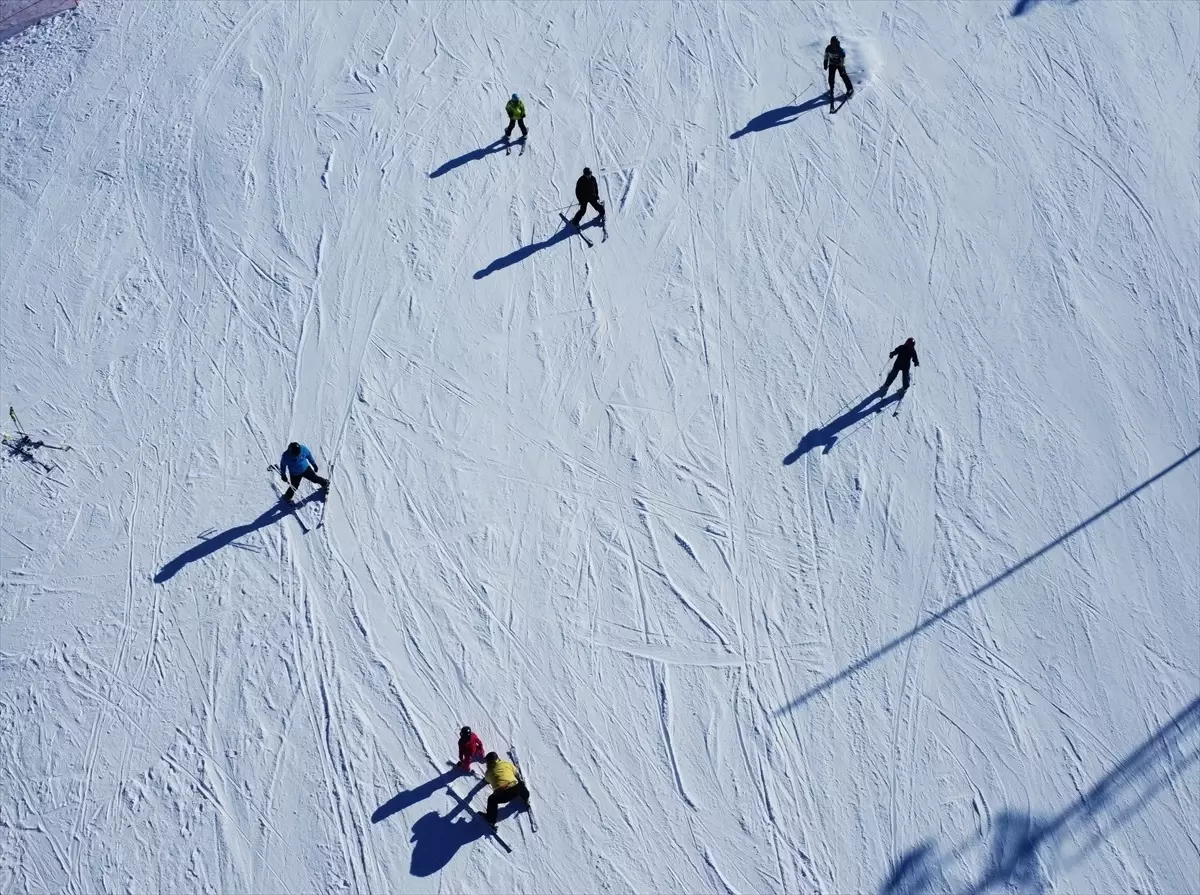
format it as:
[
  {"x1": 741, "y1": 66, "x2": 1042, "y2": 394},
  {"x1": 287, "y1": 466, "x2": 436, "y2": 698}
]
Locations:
[{"x1": 457, "y1": 726, "x2": 485, "y2": 771}]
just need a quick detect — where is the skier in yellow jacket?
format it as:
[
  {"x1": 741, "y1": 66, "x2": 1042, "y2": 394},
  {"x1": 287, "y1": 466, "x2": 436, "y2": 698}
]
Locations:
[
  {"x1": 482, "y1": 752, "x2": 530, "y2": 826},
  {"x1": 504, "y1": 93, "x2": 528, "y2": 141}
]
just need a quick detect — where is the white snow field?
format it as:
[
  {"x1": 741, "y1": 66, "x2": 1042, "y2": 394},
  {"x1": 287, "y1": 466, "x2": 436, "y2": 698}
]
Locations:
[{"x1": 2, "y1": 0, "x2": 1198, "y2": 892}]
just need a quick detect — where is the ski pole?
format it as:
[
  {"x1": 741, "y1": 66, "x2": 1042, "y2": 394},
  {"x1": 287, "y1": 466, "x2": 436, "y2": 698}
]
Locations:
[{"x1": 9, "y1": 406, "x2": 25, "y2": 435}]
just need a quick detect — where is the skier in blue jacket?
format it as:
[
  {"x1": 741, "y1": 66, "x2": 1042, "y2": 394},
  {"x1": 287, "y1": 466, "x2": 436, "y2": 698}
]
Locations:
[{"x1": 279, "y1": 442, "x2": 329, "y2": 502}]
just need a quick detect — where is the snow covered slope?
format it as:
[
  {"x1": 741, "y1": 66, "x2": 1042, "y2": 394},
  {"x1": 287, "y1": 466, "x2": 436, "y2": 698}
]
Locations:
[{"x1": 2, "y1": 1, "x2": 1197, "y2": 892}]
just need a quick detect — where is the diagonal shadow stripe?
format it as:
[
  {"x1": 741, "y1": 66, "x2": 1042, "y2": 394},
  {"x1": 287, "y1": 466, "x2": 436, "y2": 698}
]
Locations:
[{"x1": 777, "y1": 445, "x2": 1200, "y2": 715}]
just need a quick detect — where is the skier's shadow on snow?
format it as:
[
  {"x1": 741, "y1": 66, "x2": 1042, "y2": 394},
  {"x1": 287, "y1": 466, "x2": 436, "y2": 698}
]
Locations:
[
  {"x1": 428, "y1": 140, "x2": 508, "y2": 178},
  {"x1": 152, "y1": 492, "x2": 323, "y2": 583},
  {"x1": 4, "y1": 435, "x2": 55, "y2": 473},
  {"x1": 373, "y1": 772, "x2": 500, "y2": 876},
  {"x1": 783, "y1": 392, "x2": 900, "y2": 464},
  {"x1": 474, "y1": 223, "x2": 577, "y2": 279},
  {"x1": 730, "y1": 93, "x2": 831, "y2": 138},
  {"x1": 371, "y1": 769, "x2": 467, "y2": 823}
]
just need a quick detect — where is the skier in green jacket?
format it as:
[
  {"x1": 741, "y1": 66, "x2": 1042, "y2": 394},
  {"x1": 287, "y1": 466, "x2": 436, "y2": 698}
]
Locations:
[{"x1": 504, "y1": 93, "x2": 527, "y2": 140}]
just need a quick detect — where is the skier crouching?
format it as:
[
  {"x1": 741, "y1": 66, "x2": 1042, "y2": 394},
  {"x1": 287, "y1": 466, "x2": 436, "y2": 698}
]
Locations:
[
  {"x1": 880, "y1": 337, "x2": 919, "y2": 396},
  {"x1": 482, "y1": 752, "x2": 530, "y2": 826},
  {"x1": 456, "y1": 726, "x2": 485, "y2": 772},
  {"x1": 279, "y1": 441, "x2": 329, "y2": 503},
  {"x1": 570, "y1": 167, "x2": 605, "y2": 227}
]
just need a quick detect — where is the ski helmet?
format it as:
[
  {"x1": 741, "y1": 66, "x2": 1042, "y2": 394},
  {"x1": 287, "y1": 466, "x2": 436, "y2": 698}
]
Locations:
[
  {"x1": 511, "y1": 93, "x2": 519, "y2": 101},
  {"x1": 485, "y1": 752, "x2": 499, "y2": 765},
  {"x1": 905, "y1": 337, "x2": 915, "y2": 345},
  {"x1": 460, "y1": 726, "x2": 472, "y2": 740},
  {"x1": 583, "y1": 166, "x2": 592, "y2": 175},
  {"x1": 287, "y1": 442, "x2": 300, "y2": 455},
  {"x1": 831, "y1": 35, "x2": 840, "y2": 45}
]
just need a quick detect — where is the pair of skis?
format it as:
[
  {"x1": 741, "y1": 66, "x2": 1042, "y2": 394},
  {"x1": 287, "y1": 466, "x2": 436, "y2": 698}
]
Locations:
[
  {"x1": 266, "y1": 464, "x2": 330, "y2": 531},
  {"x1": 559, "y1": 213, "x2": 607, "y2": 248},
  {"x1": 504, "y1": 135, "x2": 527, "y2": 156}
]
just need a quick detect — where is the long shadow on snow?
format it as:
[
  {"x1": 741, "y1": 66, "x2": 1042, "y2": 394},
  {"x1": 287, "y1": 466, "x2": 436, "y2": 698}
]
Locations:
[
  {"x1": 730, "y1": 93, "x2": 831, "y2": 138},
  {"x1": 776, "y1": 445, "x2": 1200, "y2": 715},
  {"x1": 372, "y1": 768, "x2": 467, "y2": 824},
  {"x1": 1011, "y1": 0, "x2": 1080, "y2": 17},
  {"x1": 474, "y1": 223, "x2": 576, "y2": 279},
  {"x1": 429, "y1": 139, "x2": 508, "y2": 178},
  {"x1": 881, "y1": 697, "x2": 1200, "y2": 894},
  {"x1": 153, "y1": 491, "x2": 324, "y2": 583},
  {"x1": 783, "y1": 391, "x2": 900, "y2": 464}
]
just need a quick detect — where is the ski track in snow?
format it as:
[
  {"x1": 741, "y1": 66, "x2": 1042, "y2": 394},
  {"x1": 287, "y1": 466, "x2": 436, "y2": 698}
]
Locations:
[{"x1": 1, "y1": 1, "x2": 1198, "y2": 892}]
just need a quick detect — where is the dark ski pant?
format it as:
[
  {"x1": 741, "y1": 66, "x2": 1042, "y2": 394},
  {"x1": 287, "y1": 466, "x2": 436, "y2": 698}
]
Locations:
[
  {"x1": 882, "y1": 364, "x2": 911, "y2": 394},
  {"x1": 504, "y1": 117, "x2": 528, "y2": 139},
  {"x1": 828, "y1": 65, "x2": 853, "y2": 97},
  {"x1": 486, "y1": 781, "x2": 530, "y2": 824},
  {"x1": 571, "y1": 199, "x2": 605, "y2": 226},
  {"x1": 283, "y1": 467, "x2": 329, "y2": 502}
]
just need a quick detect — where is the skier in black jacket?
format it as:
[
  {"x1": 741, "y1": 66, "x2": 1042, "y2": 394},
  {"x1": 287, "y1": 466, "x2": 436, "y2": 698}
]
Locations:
[
  {"x1": 880, "y1": 338, "x2": 919, "y2": 396},
  {"x1": 570, "y1": 167, "x2": 606, "y2": 227},
  {"x1": 824, "y1": 36, "x2": 854, "y2": 101}
]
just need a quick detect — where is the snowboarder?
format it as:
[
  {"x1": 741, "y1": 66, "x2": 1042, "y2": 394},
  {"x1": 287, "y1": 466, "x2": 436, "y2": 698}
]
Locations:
[
  {"x1": 482, "y1": 752, "x2": 530, "y2": 826},
  {"x1": 880, "y1": 338, "x2": 919, "y2": 396},
  {"x1": 570, "y1": 167, "x2": 605, "y2": 227},
  {"x1": 279, "y1": 441, "x2": 329, "y2": 503},
  {"x1": 824, "y1": 36, "x2": 854, "y2": 101},
  {"x1": 456, "y1": 726, "x2": 485, "y2": 771},
  {"x1": 504, "y1": 93, "x2": 528, "y2": 141}
]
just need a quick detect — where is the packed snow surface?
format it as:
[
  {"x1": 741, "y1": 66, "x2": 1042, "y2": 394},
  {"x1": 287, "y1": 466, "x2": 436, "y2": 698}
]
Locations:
[{"x1": 2, "y1": 1, "x2": 1198, "y2": 892}]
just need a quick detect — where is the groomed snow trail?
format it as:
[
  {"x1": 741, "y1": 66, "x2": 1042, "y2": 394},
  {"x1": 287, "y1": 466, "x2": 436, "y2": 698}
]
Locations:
[{"x1": 2, "y1": 2, "x2": 1197, "y2": 893}]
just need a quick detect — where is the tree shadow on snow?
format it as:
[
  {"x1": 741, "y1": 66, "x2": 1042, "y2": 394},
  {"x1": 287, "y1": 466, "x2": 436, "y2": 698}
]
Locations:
[
  {"x1": 428, "y1": 140, "x2": 508, "y2": 178},
  {"x1": 782, "y1": 391, "x2": 900, "y2": 464},
  {"x1": 730, "y1": 93, "x2": 831, "y2": 138},
  {"x1": 880, "y1": 697, "x2": 1200, "y2": 894},
  {"x1": 776, "y1": 446, "x2": 1200, "y2": 714},
  {"x1": 153, "y1": 491, "x2": 324, "y2": 583},
  {"x1": 474, "y1": 223, "x2": 576, "y2": 279}
]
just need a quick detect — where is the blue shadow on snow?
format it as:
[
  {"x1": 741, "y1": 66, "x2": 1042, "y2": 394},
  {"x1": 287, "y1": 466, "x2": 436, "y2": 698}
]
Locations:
[
  {"x1": 374, "y1": 772, "x2": 522, "y2": 877},
  {"x1": 153, "y1": 491, "x2": 324, "y2": 583},
  {"x1": 777, "y1": 445, "x2": 1200, "y2": 714},
  {"x1": 783, "y1": 391, "x2": 900, "y2": 464},
  {"x1": 730, "y1": 93, "x2": 831, "y2": 138},
  {"x1": 474, "y1": 222, "x2": 576, "y2": 279},
  {"x1": 881, "y1": 696, "x2": 1200, "y2": 894},
  {"x1": 371, "y1": 768, "x2": 467, "y2": 824},
  {"x1": 1011, "y1": 0, "x2": 1080, "y2": 17},
  {"x1": 428, "y1": 139, "x2": 508, "y2": 178},
  {"x1": 409, "y1": 799, "x2": 524, "y2": 876}
]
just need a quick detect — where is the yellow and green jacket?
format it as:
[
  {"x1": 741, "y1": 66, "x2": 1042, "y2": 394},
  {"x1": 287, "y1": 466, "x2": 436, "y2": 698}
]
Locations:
[
  {"x1": 506, "y1": 98, "x2": 526, "y2": 119},
  {"x1": 485, "y1": 759, "x2": 520, "y2": 790}
]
